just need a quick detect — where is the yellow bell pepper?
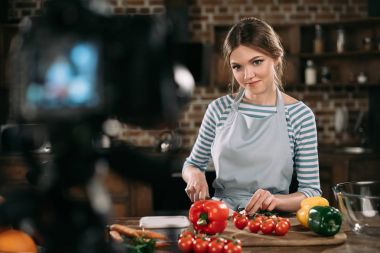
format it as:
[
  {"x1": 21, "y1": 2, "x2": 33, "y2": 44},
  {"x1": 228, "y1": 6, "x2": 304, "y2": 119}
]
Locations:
[{"x1": 296, "y1": 196, "x2": 329, "y2": 228}]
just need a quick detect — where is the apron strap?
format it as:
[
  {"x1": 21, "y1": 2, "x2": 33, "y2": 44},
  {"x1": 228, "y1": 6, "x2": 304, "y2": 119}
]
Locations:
[
  {"x1": 276, "y1": 88, "x2": 285, "y2": 116},
  {"x1": 232, "y1": 88, "x2": 245, "y2": 111},
  {"x1": 233, "y1": 87, "x2": 284, "y2": 114}
]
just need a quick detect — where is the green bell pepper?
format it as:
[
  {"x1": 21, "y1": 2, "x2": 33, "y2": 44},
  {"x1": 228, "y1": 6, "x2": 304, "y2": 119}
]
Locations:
[{"x1": 308, "y1": 206, "x2": 342, "y2": 236}]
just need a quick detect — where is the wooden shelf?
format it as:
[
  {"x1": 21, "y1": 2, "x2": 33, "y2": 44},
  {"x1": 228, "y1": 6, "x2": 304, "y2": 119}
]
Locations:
[
  {"x1": 301, "y1": 17, "x2": 380, "y2": 28},
  {"x1": 284, "y1": 82, "x2": 380, "y2": 91},
  {"x1": 298, "y1": 51, "x2": 380, "y2": 58},
  {"x1": 213, "y1": 18, "x2": 380, "y2": 89},
  {"x1": 286, "y1": 82, "x2": 380, "y2": 87}
]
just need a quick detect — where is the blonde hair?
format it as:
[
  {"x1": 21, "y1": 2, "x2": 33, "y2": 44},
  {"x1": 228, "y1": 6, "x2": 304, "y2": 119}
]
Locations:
[{"x1": 223, "y1": 17, "x2": 284, "y2": 93}]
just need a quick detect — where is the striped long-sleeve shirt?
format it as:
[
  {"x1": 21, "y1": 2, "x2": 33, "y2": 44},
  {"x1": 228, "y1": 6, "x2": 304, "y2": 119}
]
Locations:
[{"x1": 183, "y1": 94, "x2": 322, "y2": 198}]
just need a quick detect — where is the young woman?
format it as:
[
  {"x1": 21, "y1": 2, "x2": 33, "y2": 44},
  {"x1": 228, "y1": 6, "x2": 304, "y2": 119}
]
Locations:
[{"x1": 182, "y1": 17, "x2": 321, "y2": 214}]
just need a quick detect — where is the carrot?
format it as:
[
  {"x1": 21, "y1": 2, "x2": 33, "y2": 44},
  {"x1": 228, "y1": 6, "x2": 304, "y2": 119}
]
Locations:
[
  {"x1": 136, "y1": 229, "x2": 168, "y2": 240},
  {"x1": 155, "y1": 241, "x2": 170, "y2": 248},
  {"x1": 109, "y1": 230, "x2": 124, "y2": 243},
  {"x1": 109, "y1": 224, "x2": 139, "y2": 238},
  {"x1": 109, "y1": 224, "x2": 168, "y2": 241}
]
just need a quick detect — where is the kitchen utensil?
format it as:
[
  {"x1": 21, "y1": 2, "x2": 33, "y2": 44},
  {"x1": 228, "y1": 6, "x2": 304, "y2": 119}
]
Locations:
[
  {"x1": 139, "y1": 216, "x2": 190, "y2": 242},
  {"x1": 157, "y1": 130, "x2": 182, "y2": 153},
  {"x1": 333, "y1": 181, "x2": 380, "y2": 236},
  {"x1": 334, "y1": 106, "x2": 349, "y2": 133}
]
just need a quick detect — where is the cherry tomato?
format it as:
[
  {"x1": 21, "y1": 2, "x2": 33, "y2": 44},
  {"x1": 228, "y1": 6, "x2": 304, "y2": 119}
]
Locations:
[
  {"x1": 260, "y1": 219, "x2": 275, "y2": 235},
  {"x1": 193, "y1": 238, "x2": 209, "y2": 253},
  {"x1": 254, "y1": 215, "x2": 267, "y2": 223},
  {"x1": 178, "y1": 237, "x2": 194, "y2": 252},
  {"x1": 209, "y1": 236, "x2": 227, "y2": 244},
  {"x1": 194, "y1": 233, "x2": 209, "y2": 240},
  {"x1": 223, "y1": 242, "x2": 242, "y2": 253},
  {"x1": 278, "y1": 217, "x2": 291, "y2": 227},
  {"x1": 179, "y1": 230, "x2": 194, "y2": 239},
  {"x1": 275, "y1": 220, "x2": 290, "y2": 236},
  {"x1": 233, "y1": 215, "x2": 248, "y2": 230},
  {"x1": 247, "y1": 219, "x2": 261, "y2": 233},
  {"x1": 208, "y1": 239, "x2": 224, "y2": 253},
  {"x1": 232, "y1": 211, "x2": 239, "y2": 218}
]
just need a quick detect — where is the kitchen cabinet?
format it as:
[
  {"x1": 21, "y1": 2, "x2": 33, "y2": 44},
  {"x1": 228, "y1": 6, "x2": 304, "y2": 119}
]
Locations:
[
  {"x1": 212, "y1": 18, "x2": 380, "y2": 89},
  {"x1": 105, "y1": 171, "x2": 153, "y2": 217}
]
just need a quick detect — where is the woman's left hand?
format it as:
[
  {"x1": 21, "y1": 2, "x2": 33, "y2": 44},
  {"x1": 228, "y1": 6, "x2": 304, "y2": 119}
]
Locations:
[{"x1": 245, "y1": 189, "x2": 279, "y2": 215}]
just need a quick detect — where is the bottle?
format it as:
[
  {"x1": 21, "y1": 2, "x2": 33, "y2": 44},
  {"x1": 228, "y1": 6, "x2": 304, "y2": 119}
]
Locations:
[
  {"x1": 320, "y1": 66, "x2": 331, "y2": 84},
  {"x1": 362, "y1": 37, "x2": 372, "y2": 51},
  {"x1": 336, "y1": 28, "x2": 346, "y2": 53},
  {"x1": 305, "y1": 60, "x2": 317, "y2": 86},
  {"x1": 314, "y1": 24, "x2": 324, "y2": 54}
]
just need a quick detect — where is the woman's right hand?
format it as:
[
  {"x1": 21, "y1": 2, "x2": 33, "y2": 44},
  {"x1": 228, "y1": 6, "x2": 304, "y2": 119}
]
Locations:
[{"x1": 182, "y1": 166, "x2": 210, "y2": 202}]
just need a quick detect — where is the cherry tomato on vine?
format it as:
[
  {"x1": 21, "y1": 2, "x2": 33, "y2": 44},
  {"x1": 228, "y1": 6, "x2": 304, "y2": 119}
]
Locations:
[
  {"x1": 223, "y1": 242, "x2": 242, "y2": 253},
  {"x1": 278, "y1": 217, "x2": 291, "y2": 227},
  {"x1": 261, "y1": 219, "x2": 275, "y2": 234},
  {"x1": 209, "y1": 236, "x2": 227, "y2": 244},
  {"x1": 233, "y1": 215, "x2": 248, "y2": 230},
  {"x1": 179, "y1": 230, "x2": 194, "y2": 239},
  {"x1": 194, "y1": 233, "x2": 209, "y2": 240},
  {"x1": 178, "y1": 237, "x2": 194, "y2": 252},
  {"x1": 193, "y1": 238, "x2": 209, "y2": 253},
  {"x1": 274, "y1": 220, "x2": 290, "y2": 236},
  {"x1": 208, "y1": 239, "x2": 224, "y2": 253},
  {"x1": 254, "y1": 215, "x2": 267, "y2": 223},
  {"x1": 248, "y1": 219, "x2": 261, "y2": 233},
  {"x1": 232, "y1": 211, "x2": 239, "y2": 218}
]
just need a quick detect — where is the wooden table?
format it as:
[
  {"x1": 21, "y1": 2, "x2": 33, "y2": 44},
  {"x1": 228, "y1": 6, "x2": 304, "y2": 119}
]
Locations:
[{"x1": 112, "y1": 217, "x2": 380, "y2": 253}]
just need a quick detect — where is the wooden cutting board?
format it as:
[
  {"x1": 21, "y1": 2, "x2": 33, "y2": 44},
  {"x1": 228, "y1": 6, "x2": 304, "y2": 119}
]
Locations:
[
  {"x1": 222, "y1": 217, "x2": 347, "y2": 246},
  {"x1": 112, "y1": 217, "x2": 347, "y2": 247}
]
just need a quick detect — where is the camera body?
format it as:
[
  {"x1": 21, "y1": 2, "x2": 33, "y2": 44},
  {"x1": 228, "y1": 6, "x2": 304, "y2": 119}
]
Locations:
[{"x1": 14, "y1": 0, "x2": 184, "y2": 128}]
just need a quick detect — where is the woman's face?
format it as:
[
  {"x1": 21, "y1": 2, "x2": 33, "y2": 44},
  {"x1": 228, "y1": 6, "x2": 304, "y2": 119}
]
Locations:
[{"x1": 229, "y1": 45, "x2": 278, "y2": 96}]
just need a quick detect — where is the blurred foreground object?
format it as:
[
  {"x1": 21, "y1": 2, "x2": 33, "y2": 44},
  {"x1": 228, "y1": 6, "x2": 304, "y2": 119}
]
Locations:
[
  {"x1": 0, "y1": 229, "x2": 37, "y2": 253},
  {"x1": 1, "y1": 0, "x2": 194, "y2": 253}
]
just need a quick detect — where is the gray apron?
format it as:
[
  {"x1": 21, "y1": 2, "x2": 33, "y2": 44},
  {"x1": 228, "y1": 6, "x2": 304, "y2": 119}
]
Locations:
[{"x1": 210, "y1": 88, "x2": 294, "y2": 210}]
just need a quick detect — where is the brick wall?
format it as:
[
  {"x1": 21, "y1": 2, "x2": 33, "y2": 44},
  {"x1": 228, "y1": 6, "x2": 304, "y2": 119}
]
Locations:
[{"x1": 6, "y1": 0, "x2": 369, "y2": 149}]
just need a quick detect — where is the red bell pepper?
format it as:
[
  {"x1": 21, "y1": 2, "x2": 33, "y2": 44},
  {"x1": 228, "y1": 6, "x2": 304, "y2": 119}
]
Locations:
[{"x1": 188, "y1": 200, "x2": 229, "y2": 235}]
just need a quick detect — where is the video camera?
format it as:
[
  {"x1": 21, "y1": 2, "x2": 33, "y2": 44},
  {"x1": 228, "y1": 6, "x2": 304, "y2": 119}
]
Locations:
[
  {"x1": 13, "y1": 0, "x2": 191, "y2": 127},
  {"x1": 1, "y1": 1, "x2": 194, "y2": 252}
]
